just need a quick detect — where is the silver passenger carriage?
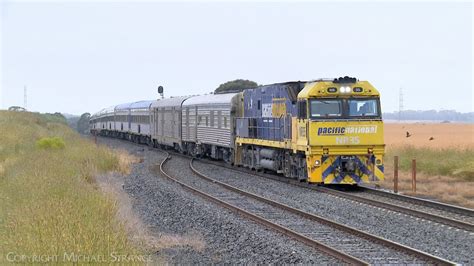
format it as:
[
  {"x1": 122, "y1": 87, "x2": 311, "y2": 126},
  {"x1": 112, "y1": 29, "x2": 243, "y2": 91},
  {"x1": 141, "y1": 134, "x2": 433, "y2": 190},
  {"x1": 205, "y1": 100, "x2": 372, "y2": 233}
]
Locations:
[
  {"x1": 150, "y1": 96, "x2": 189, "y2": 150},
  {"x1": 90, "y1": 105, "x2": 115, "y2": 134},
  {"x1": 114, "y1": 102, "x2": 132, "y2": 133},
  {"x1": 129, "y1": 100, "x2": 154, "y2": 136},
  {"x1": 114, "y1": 100, "x2": 154, "y2": 143},
  {"x1": 181, "y1": 93, "x2": 242, "y2": 162}
]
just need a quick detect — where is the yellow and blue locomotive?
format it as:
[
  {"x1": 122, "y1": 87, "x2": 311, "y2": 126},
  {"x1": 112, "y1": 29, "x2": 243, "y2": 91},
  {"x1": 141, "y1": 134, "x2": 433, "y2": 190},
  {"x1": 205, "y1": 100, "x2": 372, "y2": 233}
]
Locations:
[{"x1": 234, "y1": 77, "x2": 384, "y2": 185}]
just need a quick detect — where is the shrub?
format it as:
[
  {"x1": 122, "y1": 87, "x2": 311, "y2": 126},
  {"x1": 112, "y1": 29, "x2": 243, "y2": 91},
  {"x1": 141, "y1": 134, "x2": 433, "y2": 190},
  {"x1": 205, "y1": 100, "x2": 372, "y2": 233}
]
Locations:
[{"x1": 36, "y1": 137, "x2": 66, "y2": 150}]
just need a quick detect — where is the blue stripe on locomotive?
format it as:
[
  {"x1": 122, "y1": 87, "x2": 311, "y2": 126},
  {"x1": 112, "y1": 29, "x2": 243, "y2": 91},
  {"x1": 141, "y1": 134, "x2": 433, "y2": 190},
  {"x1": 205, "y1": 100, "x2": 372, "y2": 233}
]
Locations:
[{"x1": 240, "y1": 82, "x2": 305, "y2": 141}]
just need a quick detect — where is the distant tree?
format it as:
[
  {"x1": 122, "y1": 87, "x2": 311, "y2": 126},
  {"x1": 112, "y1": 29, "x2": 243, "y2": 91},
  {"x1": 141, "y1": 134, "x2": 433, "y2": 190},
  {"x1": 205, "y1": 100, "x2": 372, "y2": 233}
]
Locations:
[
  {"x1": 77, "y1": 113, "x2": 91, "y2": 134},
  {"x1": 214, "y1": 79, "x2": 258, "y2": 94},
  {"x1": 383, "y1": 110, "x2": 474, "y2": 122},
  {"x1": 53, "y1": 112, "x2": 66, "y2": 120},
  {"x1": 8, "y1": 106, "x2": 26, "y2": 112},
  {"x1": 64, "y1": 115, "x2": 81, "y2": 130},
  {"x1": 41, "y1": 113, "x2": 67, "y2": 124}
]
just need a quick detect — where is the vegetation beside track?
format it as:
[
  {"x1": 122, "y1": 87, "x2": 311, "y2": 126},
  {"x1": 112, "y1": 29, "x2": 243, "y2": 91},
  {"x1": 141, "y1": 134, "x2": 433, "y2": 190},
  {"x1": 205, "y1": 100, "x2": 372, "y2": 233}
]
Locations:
[
  {"x1": 382, "y1": 145, "x2": 474, "y2": 208},
  {"x1": 0, "y1": 111, "x2": 141, "y2": 263},
  {"x1": 385, "y1": 146, "x2": 474, "y2": 180},
  {"x1": 381, "y1": 123, "x2": 474, "y2": 208}
]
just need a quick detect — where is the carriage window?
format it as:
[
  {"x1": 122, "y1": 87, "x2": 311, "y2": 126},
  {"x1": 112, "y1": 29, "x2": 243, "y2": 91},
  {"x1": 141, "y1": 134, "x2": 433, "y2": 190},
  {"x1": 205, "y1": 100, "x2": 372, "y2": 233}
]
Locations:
[{"x1": 210, "y1": 111, "x2": 214, "y2": 127}]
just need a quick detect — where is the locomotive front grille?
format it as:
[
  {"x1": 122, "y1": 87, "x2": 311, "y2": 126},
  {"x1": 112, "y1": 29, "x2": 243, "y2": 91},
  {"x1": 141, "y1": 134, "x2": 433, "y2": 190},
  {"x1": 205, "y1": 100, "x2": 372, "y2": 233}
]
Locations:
[{"x1": 339, "y1": 155, "x2": 357, "y2": 174}]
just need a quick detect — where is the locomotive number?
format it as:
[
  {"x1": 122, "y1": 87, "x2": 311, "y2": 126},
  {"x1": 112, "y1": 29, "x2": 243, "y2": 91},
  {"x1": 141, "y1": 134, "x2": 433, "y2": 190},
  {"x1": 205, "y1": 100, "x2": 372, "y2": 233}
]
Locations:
[{"x1": 335, "y1": 136, "x2": 360, "y2": 145}]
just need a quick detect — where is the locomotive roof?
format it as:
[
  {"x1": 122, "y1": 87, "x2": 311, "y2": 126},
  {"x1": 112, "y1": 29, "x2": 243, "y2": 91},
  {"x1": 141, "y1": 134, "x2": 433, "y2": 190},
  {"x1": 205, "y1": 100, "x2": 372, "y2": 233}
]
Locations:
[
  {"x1": 298, "y1": 80, "x2": 380, "y2": 98},
  {"x1": 183, "y1": 93, "x2": 238, "y2": 106},
  {"x1": 151, "y1": 96, "x2": 190, "y2": 108}
]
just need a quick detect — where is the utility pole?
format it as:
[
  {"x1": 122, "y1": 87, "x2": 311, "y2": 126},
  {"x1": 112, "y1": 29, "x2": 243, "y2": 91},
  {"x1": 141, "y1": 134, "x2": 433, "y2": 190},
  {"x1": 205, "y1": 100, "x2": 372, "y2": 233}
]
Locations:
[
  {"x1": 24, "y1": 85, "x2": 27, "y2": 110},
  {"x1": 398, "y1": 88, "x2": 404, "y2": 122}
]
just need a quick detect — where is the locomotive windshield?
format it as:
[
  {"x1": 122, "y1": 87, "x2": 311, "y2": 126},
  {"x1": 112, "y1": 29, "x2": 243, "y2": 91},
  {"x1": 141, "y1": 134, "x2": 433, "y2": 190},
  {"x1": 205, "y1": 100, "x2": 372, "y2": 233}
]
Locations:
[
  {"x1": 348, "y1": 99, "x2": 379, "y2": 117},
  {"x1": 310, "y1": 100, "x2": 342, "y2": 118},
  {"x1": 309, "y1": 98, "x2": 381, "y2": 119}
]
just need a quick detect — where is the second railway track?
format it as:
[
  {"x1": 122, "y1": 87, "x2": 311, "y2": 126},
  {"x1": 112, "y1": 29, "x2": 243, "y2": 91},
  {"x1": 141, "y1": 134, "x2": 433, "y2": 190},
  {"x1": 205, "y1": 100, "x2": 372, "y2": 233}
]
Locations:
[
  {"x1": 158, "y1": 152, "x2": 454, "y2": 265},
  {"x1": 198, "y1": 158, "x2": 474, "y2": 232},
  {"x1": 349, "y1": 186, "x2": 474, "y2": 226}
]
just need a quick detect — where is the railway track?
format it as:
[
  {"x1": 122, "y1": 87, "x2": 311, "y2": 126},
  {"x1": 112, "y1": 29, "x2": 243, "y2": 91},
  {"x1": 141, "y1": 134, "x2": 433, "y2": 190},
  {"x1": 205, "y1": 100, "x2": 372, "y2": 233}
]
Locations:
[
  {"x1": 199, "y1": 159, "x2": 474, "y2": 232},
  {"x1": 353, "y1": 186, "x2": 474, "y2": 226},
  {"x1": 103, "y1": 136, "x2": 474, "y2": 232},
  {"x1": 158, "y1": 152, "x2": 454, "y2": 265}
]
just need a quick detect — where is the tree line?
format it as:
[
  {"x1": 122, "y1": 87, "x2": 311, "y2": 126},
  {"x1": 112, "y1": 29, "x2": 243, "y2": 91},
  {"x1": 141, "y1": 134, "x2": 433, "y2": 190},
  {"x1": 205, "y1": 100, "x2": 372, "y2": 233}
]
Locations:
[{"x1": 383, "y1": 110, "x2": 473, "y2": 122}]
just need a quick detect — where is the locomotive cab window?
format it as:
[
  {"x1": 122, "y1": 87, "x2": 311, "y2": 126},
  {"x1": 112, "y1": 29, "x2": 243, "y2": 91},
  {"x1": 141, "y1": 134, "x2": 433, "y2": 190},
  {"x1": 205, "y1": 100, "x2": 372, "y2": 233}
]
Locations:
[
  {"x1": 348, "y1": 99, "x2": 380, "y2": 117},
  {"x1": 310, "y1": 99, "x2": 342, "y2": 118}
]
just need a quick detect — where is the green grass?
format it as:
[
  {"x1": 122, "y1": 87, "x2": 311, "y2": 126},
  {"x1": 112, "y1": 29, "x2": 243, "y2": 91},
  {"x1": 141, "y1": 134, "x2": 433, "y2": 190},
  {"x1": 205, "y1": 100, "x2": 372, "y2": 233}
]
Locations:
[
  {"x1": 385, "y1": 145, "x2": 474, "y2": 181},
  {"x1": 0, "y1": 111, "x2": 140, "y2": 263}
]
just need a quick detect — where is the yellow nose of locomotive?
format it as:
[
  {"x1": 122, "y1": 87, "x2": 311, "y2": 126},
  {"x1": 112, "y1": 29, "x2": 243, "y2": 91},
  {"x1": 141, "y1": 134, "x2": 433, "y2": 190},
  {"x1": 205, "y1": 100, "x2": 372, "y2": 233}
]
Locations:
[{"x1": 297, "y1": 77, "x2": 385, "y2": 184}]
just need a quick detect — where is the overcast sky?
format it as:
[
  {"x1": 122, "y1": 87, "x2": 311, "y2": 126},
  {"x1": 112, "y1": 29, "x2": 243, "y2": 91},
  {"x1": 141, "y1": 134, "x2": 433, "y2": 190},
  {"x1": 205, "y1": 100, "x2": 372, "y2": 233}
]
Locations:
[{"x1": 0, "y1": 1, "x2": 472, "y2": 114}]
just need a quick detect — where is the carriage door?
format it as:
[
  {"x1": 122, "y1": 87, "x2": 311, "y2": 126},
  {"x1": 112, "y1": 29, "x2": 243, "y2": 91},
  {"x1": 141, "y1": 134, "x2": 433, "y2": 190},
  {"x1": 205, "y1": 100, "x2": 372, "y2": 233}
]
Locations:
[
  {"x1": 185, "y1": 107, "x2": 189, "y2": 139},
  {"x1": 194, "y1": 106, "x2": 198, "y2": 140},
  {"x1": 154, "y1": 108, "x2": 159, "y2": 137},
  {"x1": 171, "y1": 107, "x2": 175, "y2": 138},
  {"x1": 161, "y1": 107, "x2": 165, "y2": 137}
]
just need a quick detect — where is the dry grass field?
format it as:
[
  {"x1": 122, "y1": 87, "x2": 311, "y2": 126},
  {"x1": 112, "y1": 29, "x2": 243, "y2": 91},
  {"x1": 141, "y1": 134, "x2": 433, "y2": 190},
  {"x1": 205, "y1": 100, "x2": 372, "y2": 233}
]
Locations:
[
  {"x1": 384, "y1": 123, "x2": 474, "y2": 149},
  {"x1": 382, "y1": 122, "x2": 474, "y2": 208},
  {"x1": 0, "y1": 111, "x2": 143, "y2": 264}
]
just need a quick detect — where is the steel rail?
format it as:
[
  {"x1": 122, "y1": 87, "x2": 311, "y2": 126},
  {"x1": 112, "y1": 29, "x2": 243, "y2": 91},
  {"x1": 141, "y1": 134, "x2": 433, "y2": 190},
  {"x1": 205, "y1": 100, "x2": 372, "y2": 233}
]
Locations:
[
  {"x1": 190, "y1": 158, "x2": 455, "y2": 266},
  {"x1": 359, "y1": 185, "x2": 474, "y2": 217},
  {"x1": 316, "y1": 187, "x2": 474, "y2": 232},
  {"x1": 158, "y1": 153, "x2": 367, "y2": 265},
  {"x1": 99, "y1": 136, "x2": 474, "y2": 232},
  {"x1": 200, "y1": 159, "x2": 474, "y2": 232}
]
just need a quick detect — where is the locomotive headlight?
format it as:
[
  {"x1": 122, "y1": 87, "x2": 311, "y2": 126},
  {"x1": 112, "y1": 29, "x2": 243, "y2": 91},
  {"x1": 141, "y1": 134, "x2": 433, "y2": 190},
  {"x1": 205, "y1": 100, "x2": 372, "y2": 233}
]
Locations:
[
  {"x1": 340, "y1": 86, "x2": 351, "y2": 93},
  {"x1": 314, "y1": 160, "x2": 321, "y2": 166}
]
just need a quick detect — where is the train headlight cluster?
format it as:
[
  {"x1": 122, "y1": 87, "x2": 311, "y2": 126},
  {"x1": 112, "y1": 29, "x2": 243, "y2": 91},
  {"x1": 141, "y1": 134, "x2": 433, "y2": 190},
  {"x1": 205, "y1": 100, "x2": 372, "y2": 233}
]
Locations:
[
  {"x1": 314, "y1": 160, "x2": 321, "y2": 166},
  {"x1": 340, "y1": 86, "x2": 351, "y2": 93}
]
